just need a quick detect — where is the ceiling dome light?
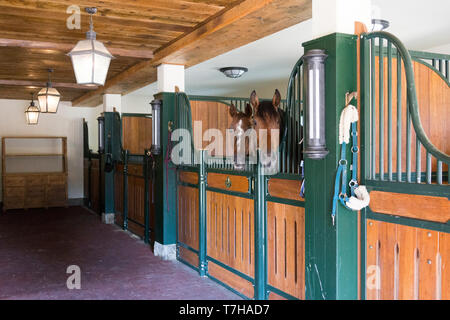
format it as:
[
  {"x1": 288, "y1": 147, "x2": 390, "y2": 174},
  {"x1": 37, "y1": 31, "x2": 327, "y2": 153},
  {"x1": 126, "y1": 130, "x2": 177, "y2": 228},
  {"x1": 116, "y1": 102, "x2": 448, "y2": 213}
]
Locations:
[
  {"x1": 219, "y1": 67, "x2": 248, "y2": 79},
  {"x1": 37, "y1": 68, "x2": 61, "y2": 113},
  {"x1": 25, "y1": 93, "x2": 40, "y2": 125},
  {"x1": 371, "y1": 19, "x2": 389, "y2": 32},
  {"x1": 68, "y1": 7, "x2": 113, "y2": 86}
]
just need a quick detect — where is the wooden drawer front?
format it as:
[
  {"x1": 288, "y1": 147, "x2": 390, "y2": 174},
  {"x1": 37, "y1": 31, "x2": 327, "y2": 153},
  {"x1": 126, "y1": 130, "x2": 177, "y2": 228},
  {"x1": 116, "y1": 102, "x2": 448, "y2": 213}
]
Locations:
[
  {"x1": 26, "y1": 176, "x2": 46, "y2": 186},
  {"x1": 48, "y1": 175, "x2": 66, "y2": 185},
  {"x1": 4, "y1": 197, "x2": 25, "y2": 209},
  {"x1": 47, "y1": 184, "x2": 66, "y2": 195},
  {"x1": 207, "y1": 173, "x2": 249, "y2": 193},
  {"x1": 4, "y1": 176, "x2": 26, "y2": 187},
  {"x1": 25, "y1": 197, "x2": 46, "y2": 209},
  {"x1": 5, "y1": 187, "x2": 25, "y2": 198},
  {"x1": 27, "y1": 186, "x2": 46, "y2": 197}
]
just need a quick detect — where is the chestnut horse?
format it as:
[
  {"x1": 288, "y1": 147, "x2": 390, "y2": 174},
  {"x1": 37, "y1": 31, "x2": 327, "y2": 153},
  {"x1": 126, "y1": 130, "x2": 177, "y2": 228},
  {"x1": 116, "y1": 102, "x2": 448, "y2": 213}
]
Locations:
[{"x1": 228, "y1": 90, "x2": 285, "y2": 172}]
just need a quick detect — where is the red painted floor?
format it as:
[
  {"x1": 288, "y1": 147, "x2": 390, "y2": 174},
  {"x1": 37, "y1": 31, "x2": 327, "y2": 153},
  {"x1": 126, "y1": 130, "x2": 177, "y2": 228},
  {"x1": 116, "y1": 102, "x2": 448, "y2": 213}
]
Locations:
[{"x1": 0, "y1": 206, "x2": 241, "y2": 300}]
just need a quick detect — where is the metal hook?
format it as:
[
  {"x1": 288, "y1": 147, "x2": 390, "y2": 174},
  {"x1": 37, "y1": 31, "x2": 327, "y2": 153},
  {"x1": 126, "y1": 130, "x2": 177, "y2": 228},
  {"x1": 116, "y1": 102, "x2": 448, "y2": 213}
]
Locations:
[{"x1": 345, "y1": 91, "x2": 358, "y2": 107}]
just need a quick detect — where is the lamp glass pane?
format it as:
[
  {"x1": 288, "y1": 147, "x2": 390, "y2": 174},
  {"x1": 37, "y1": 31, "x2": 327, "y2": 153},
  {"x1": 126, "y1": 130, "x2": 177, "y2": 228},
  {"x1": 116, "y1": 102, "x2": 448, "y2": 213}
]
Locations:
[
  {"x1": 26, "y1": 106, "x2": 40, "y2": 125},
  {"x1": 37, "y1": 88, "x2": 48, "y2": 113},
  {"x1": 93, "y1": 53, "x2": 111, "y2": 86},
  {"x1": 71, "y1": 53, "x2": 93, "y2": 84},
  {"x1": 46, "y1": 94, "x2": 61, "y2": 113}
]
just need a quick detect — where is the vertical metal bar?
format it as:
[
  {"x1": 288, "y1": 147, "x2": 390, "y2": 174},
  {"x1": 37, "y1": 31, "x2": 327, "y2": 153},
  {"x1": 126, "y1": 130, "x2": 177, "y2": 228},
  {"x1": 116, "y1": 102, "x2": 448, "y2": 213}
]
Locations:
[
  {"x1": 437, "y1": 160, "x2": 443, "y2": 185},
  {"x1": 426, "y1": 153, "x2": 431, "y2": 184},
  {"x1": 406, "y1": 101, "x2": 412, "y2": 183},
  {"x1": 415, "y1": 138, "x2": 421, "y2": 183},
  {"x1": 387, "y1": 41, "x2": 393, "y2": 181},
  {"x1": 123, "y1": 149, "x2": 129, "y2": 231},
  {"x1": 379, "y1": 38, "x2": 385, "y2": 180},
  {"x1": 360, "y1": 35, "x2": 371, "y2": 185},
  {"x1": 438, "y1": 59, "x2": 443, "y2": 72},
  {"x1": 371, "y1": 38, "x2": 376, "y2": 180},
  {"x1": 198, "y1": 150, "x2": 207, "y2": 277},
  {"x1": 446, "y1": 60, "x2": 449, "y2": 81},
  {"x1": 143, "y1": 149, "x2": 150, "y2": 244},
  {"x1": 254, "y1": 151, "x2": 267, "y2": 300},
  {"x1": 396, "y1": 53, "x2": 402, "y2": 182}
]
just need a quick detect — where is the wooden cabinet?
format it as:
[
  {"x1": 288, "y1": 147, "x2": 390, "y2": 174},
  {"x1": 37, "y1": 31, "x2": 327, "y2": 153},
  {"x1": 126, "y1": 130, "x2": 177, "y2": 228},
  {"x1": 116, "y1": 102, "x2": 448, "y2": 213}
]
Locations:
[{"x1": 2, "y1": 137, "x2": 68, "y2": 212}]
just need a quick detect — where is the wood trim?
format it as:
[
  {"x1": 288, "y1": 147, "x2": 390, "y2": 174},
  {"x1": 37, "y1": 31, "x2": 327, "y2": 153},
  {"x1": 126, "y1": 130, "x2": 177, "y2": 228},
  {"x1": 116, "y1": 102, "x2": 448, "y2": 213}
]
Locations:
[
  {"x1": 0, "y1": 79, "x2": 98, "y2": 90},
  {"x1": 207, "y1": 172, "x2": 249, "y2": 193},
  {"x1": 369, "y1": 191, "x2": 450, "y2": 223},
  {"x1": 207, "y1": 260, "x2": 254, "y2": 299},
  {"x1": 179, "y1": 171, "x2": 198, "y2": 185},
  {"x1": 267, "y1": 178, "x2": 304, "y2": 202}
]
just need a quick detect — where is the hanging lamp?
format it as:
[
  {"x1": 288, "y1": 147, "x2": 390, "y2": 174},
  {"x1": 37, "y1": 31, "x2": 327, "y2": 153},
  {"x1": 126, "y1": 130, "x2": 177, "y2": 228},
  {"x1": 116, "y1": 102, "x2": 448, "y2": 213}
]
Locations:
[
  {"x1": 37, "y1": 68, "x2": 61, "y2": 113},
  {"x1": 25, "y1": 93, "x2": 40, "y2": 125},
  {"x1": 68, "y1": 7, "x2": 114, "y2": 86}
]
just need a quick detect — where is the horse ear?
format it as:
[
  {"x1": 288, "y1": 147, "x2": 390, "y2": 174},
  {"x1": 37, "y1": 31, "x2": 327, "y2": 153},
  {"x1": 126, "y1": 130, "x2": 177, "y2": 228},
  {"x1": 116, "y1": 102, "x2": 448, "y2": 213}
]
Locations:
[
  {"x1": 229, "y1": 104, "x2": 238, "y2": 117},
  {"x1": 245, "y1": 103, "x2": 253, "y2": 117},
  {"x1": 272, "y1": 89, "x2": 281, "y2": 109},
  {"x1": 250, "y1": 90, "x2": 259, "y2": 108}
]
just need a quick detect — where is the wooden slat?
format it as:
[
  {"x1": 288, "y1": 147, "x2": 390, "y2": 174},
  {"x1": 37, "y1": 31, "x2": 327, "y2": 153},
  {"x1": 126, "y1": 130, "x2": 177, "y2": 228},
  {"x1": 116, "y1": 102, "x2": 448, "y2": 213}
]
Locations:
[{"x1": 369, "y1": 191, "x2": 450, "y2": 223}]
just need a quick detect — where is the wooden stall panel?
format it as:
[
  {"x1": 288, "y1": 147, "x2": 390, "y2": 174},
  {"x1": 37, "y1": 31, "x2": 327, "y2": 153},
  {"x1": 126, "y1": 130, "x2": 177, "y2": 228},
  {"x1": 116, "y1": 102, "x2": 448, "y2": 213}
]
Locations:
[
  {"x1": 207, "y1": 191, "x2": 254, "y2": 278},
  {"x1": 207, "y1": 173, "x2": 249, "y2": 193},
  {"x1": 208, "y1": 261, "x2": 254, "y2": 299},
  {"x1": 366, "y1": 219, "x2": 449, "y2": 300},
  {"x1": 267, "y1": 202, "x2": 305, "y2": 299},
  {"x1": 178, "y1": 185, "x2": 199, "y2": 250},
  {"x1": 267, "y1": 178, "x2": 304, "y2": 202},
  {"x1": 179, "y1": 246, "x2": 199, "y2": 270},
  {"x1": 374, "y1": 57, "x2": 450, "y2": 177},
  {"x1": 179, "y1": 171, "x2": 198, "y2": 185},
  {"x1": 190, "y1": 100, "x2": 233, "y2": 155},
  {"x1": 122, "y1": 116, "x2": 152, "y2": 155}
]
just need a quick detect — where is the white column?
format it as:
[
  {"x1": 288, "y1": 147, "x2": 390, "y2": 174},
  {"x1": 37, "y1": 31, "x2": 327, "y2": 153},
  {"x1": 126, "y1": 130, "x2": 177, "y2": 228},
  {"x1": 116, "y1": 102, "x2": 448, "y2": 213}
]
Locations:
[
  {"x1": 103, "y1": 93, "x2": 122, "y2": 113},
  {"x1": 312, "y1": 0, "x2": 372, "y2": 38},
  {"x1": 157, "y1": 64, "x2": 185, "y2": 93}
]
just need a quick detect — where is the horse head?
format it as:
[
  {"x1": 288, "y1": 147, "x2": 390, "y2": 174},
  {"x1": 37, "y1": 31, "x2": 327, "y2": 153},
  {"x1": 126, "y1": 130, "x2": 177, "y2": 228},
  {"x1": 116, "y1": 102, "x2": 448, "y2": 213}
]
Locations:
[{"x1": 228, "y1": 103, "x2": 253, "y2": 170}]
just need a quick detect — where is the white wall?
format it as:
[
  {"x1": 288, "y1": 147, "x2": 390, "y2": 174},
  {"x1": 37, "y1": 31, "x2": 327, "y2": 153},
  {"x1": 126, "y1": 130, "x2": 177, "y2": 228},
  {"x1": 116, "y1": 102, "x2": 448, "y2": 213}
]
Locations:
[{"x1": 0, "y1": 99, "x2": 100, "y2": 201}]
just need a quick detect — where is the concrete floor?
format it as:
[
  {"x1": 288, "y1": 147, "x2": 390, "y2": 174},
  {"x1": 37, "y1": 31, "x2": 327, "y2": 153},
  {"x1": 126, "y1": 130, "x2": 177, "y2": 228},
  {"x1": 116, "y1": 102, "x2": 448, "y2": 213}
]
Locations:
[{"x1": 0, "y1": 207, "x2": 241, "y2": 300}]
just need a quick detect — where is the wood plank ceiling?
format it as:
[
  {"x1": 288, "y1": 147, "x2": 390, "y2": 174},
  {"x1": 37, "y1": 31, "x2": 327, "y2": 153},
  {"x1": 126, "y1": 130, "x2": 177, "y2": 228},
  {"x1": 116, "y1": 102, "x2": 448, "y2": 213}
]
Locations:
[{"x1": 0, "y1": 0, "x2": 312, "y2": 105}]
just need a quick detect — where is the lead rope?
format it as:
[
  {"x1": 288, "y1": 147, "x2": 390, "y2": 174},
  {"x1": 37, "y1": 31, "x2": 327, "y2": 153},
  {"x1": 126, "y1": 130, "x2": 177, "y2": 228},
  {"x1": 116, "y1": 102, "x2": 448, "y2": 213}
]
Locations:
[{"x1": 331, "y1": 104, "x2": 369, "y2": 226}]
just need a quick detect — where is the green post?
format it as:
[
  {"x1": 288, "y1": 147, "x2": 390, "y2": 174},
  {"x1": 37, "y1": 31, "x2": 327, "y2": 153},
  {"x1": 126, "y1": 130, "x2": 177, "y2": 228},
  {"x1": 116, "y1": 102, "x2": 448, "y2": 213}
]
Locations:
[
  {"x1": 198, "y1": 150, "x2": 207, "y2": 276},
  {"x1": 123, "y1": 149, "x2": 129, "y2": 231},
  {"x1": 152, "y1": 93, "x2": 177, "y2": 255},
  {"x1": 254, "y1": 151, "x2": 267, "y2": 300},
  {"x1": 303, "y1": 33, "x2": 358, "y2": 300},
  {"x1": 144, "y1": 149, "x2": 150, "y2": 244}
]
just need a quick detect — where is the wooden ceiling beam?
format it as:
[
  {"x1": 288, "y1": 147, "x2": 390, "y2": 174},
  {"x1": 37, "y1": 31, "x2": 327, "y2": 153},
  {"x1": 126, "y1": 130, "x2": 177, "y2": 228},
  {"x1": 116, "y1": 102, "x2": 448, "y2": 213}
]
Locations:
[
  {"x1": 72, "y1": 0, "x2": 312, "y2": 107},
  {"x1": 0, "y1": 38, "x2": 154, "y2": 59},
  {"x1": 0, "y1": 79, "x2": 98, "y2": 90}
]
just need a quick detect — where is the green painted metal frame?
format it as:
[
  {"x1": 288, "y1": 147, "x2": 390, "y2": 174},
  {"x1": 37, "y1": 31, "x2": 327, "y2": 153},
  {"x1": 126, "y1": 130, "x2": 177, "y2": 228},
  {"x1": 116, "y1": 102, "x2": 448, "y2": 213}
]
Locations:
[{"x1": 359, "y1": 31, "x2": 450, "y2": 299}]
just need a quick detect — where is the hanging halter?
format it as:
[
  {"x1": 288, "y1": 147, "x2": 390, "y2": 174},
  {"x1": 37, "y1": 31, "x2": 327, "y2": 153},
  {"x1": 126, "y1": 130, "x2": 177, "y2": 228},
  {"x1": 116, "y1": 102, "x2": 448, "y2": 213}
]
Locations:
[{"x1": 331, "y1": 93, "x2": 370, "y2": 225}]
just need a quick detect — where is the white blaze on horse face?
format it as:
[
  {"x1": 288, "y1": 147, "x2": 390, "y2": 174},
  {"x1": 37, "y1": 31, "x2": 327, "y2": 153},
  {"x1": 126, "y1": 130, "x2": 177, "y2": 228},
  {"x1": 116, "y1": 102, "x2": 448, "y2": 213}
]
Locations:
[{"x1": 171, "y1": 128, "x2": 192, "y2": 165}]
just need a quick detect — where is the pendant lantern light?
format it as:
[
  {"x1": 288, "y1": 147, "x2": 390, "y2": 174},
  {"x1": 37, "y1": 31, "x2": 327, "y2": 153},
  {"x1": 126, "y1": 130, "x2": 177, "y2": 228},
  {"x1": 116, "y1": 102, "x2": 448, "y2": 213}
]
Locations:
[
  {"x1": 68, "y1": 7, "x2": 114, "y2": 86},
  {"x1": 37, "y1": 68, "x2": 61, "y2": 113},
  {"x1": 25, "y1": 93, "x2": 40, "y2": 125}
]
